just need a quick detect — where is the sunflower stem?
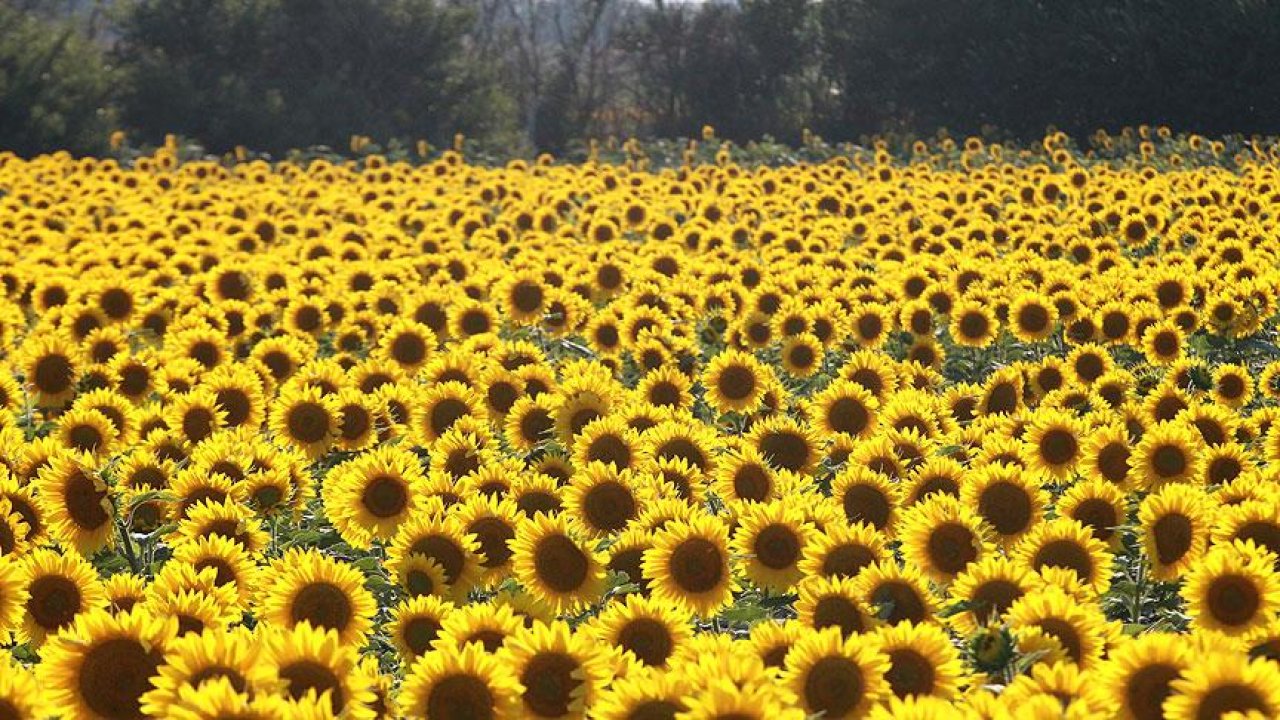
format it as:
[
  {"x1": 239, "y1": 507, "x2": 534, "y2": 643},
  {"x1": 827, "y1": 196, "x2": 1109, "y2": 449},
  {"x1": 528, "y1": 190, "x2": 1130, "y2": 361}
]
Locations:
[
  {"x1": 115, "y1": 517, "x2": 142, "y2": 575},
  {"x1": 1130, "y1": 555, "x2": 1146, "y2": 624}
]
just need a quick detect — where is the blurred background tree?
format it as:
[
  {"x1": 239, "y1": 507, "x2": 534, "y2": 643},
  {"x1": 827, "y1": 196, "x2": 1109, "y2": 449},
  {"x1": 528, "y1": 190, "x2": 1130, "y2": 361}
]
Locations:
[{"x1": 6, "y1": 0, "x2": 1280, "y2": 155}]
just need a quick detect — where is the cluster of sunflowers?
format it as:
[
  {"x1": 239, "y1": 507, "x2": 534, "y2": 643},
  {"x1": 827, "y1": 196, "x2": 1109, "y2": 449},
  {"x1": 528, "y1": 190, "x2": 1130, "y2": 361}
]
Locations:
[{"x1": 3, "y1": 132, "x2": 1280, "y2": 720}]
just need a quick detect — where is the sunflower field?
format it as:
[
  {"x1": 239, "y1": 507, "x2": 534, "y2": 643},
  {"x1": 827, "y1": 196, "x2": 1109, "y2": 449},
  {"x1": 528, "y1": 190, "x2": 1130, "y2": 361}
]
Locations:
[{"x1": 2, "y1": 128, "x2": 1280, "y2": 720}]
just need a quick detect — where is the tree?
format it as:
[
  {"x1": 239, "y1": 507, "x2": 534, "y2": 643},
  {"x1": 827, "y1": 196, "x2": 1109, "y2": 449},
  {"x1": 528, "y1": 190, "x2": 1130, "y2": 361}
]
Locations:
[
  {"x1": 116, "y1": 0, "x2": 505, "y2": 153},
  {"x1": 0, "y1": 4, "x2": 116, "y2": 155}
]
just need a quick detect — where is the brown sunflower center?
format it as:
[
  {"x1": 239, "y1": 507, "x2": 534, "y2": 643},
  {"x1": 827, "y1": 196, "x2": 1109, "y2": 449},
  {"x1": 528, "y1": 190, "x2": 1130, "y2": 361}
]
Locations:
[
  {"x1": 290, "y1": 581, "x2": 354, "y2": 633},
  {"x1": 1033, "y1": 539, "x2": 1094, "y2": 585},
  {"x1": 27, "y1": 575, "x2": 81, "y2": 631},
  {"x1": 1124, "y1": 662, "x2": 1180, "y2": 720},
  {"x1": 979, "y1": 482, "x2": 1032, "y2": 535},
  {"x1": 928, "y1": 522, "x2": 978, "y2": 575},
  {"x1": 754, "y1": 525, "x2": 801, "y2": 570},
  {"x1": 77, "y1": 637, "x2": 164, "y2": 720},
  {"x1": 1153, "y1": 513, "x2": 1193, "y2": 566},
  {"x1": 534, "y1": 534, "x2": 589, "y2": 594},
  {"x1": 821, "y1": 544, "x2": 876, "y2": 579},
  {"x1": 812, "y1": 595, "x2": 866, "y2": 638},
  {"x1": 1198, "y1": 683, "x2": 1268, "y2": 720},
  {"x1": 583, "y1": 482, "x2": 636, "y2": 533},
  {"x1": 886, "y1": 648, "x2": 936, "y2": 698},
  {"x1": 827, "y1": 397, "x2": 870, "y2": 436},
  {"x1": 716, "y1": 365, "x2": 756, "y2": 402},
  {"x1": 668, "y1": 537, "x2": 724, "y2": 594},
  {"x1": 803, "y1": 656, "x2": 865, "y2": 718},
  {"x1": 758, "y1": 431, "x2": 810, "y2": 473},
  {"x1": 520, "y1": 651, "x2": 580, "y2": 718},
  {"x1": 362, "y1": 476, "x2": 408, "y2": 518},
  {"x1": 1152, "y1": 445, "x2": 1187, "y2": 479},
  {"x1": 280, "y1": 660, "x2": 345, "y2": 715},
  {"x1": 427, "y1": 674, "x2": 496, "y2": 720},
  {"x1": 1071, "y1": 499, "x2": 1119, "y2": 543},
  {"x1": 732, "y1": 464, "x2": 771, "y2": 502},
  {"x1": 842, "y1": 484, "x2": 890, "y2": 530},
  {"x1": 1208, "y1": 574, "x2": 1261, "y2": 627},
  {"x1": 871, "y1": 581, "x2": 927, "y2": 625},
  {"x1": 1040, "y1": 428, "x2": 1078, "y2": 466},
  {"x1": 33, "y1": 354, "x2": 74, "y2": 395},
  {"x1": 618, "y1": 617, "x2": 674, "y2": 667},
  {"x1": 404, "y1": 616, "x2": 443, "y2": 656},
  {"x1": 64, "y1": 469, "x2": 110, "y2": 530}
]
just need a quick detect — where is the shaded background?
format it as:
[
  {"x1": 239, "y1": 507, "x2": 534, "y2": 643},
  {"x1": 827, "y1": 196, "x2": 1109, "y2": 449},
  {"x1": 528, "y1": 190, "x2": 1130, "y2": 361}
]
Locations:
[{"x1": 4, "y1": 0, "x2": 1280, "y2": 156}]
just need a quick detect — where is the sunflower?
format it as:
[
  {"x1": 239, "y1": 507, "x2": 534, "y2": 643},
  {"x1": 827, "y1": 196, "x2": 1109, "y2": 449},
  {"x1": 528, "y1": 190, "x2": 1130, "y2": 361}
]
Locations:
[
  {"x1": 1006, "y1": 586, "x2": 1109, "y2": 670},
  {"x1": 855, "y1": 560, "x2": 936, "y2": 627},
  {"x1": 564, "y1": 463, "x2": 643, "y2": 539},
  {"x1": 977, "y1": 366, "x2": 1024, "y2": 417},
  {"x1": 635, "y1": 366, "x2": 693, "y2": 412},
  {"x1": 389, "y1": 515, "x2": 485, "y2": 601},
  {"x1": 1163, "y1": 652, "x2": 1280, "y2": 720},
  {"x1": 401, "y1": 641, "x2": 522, "y2": 720},
  {"x1": 144, "y1": 586, "x2": 239, "y2": 638},
  {"x1": 1183, "y1": 542, "x2": 1280, "y2": 637},
  {"x1": 510, "y1": 513, "x2": 605, "y2": 614},
  {"x1": 269, "y1": 384, "x2": 338, "y2": 459},
  {"x1": 201, "y1": 363, "x2": 266, "y2": 430},
  {"x1": 139, "y1": 626, "x2": 264, "y2": 717},
  {"x1": 0, "y1": 655, "x2": 39, "y2": 720},
  {"x1": 702, "y1": 349, "x2": 770, "y2": 415},
  {"x1": 1098, "y1": 632, "x2": 1189, "y2": 720},
  {"x1": 57, "y1": 405, "x2": 123, "y2": 459},
  {"x1": 807, "y1": 379, "x2": 879, "y2": 441},
  {"x1": 945, "y1": 556, "x2": 1035, "y2": 636},
  {"x1": 797, "y1": 520, "x2": 887, "y2": 581},
  {"x1": 898, "y1": 495, "x2": 989, "y2": 584},
  {"x1": 873, "y1": 621, "x2": 964, "y2": 700},
  {"x1": 259, "y1": 549, "x2": 377, "y2": 646},
  {"x1": 1015, "y1": 517, "x2": 1114, "y2": 595},
  {"x1": 731, "y1": 500, "x2": 814, "y2": 591},
  {"x1": 1067, "y1": 342, "x2": 1114, "y2": 385},
  {"x1": 950, "y1": 300, "x2": 998, "y2": 348},
  {"x1": 505, "y1": 395, "x2": 558, "y2": 452},
  {"x1": 749, "y1": 415, "x2": 820, "y2": 475},
  {"x1": 1023, "y1": 408, "x2": 1087, "y2": 477},
  {"x1": 961, "y1": 463, "x2": 1045, "y2": 546},
  {"x1": 322, "y1": 446, "x2": 423, "y2": 549},
  {"x1": 35, "y1": 450, "x2": 115, "y2": 554},
  {"x1": 590, "y1": 666, "x2": 689, "y2": 720},
  {"x1": 388, "y1": 594, "x2": 454, "y2": 662},
  {"x1": 572, "y1": 416, "x2": 642, "y2": 472},
  {"x1": 783, "y1": 625, "x2": 890, "y2": 719},
  {"x1": 1083, "y1": 423, "x2": 1134, "y2": 487},
  {"x1": 1134, "y1": 421, "x2": 1203, "y2": 489},
  {"x1": 498, "y1": 620, "x2": 613, "y2": 720},
  {"x1": 831, "y1": 466, "x2": 900, "y2": 534},
  {"x1": 19, "y1": 333, "x2": 79, "y2": 407},
  {"x1": 378, "y1": 318, "x2": 437, "y2": 374},
  {"x1": 39, "y1": 607, "x2": 175, "y2": 720},
  {"x1": 1139, "y1": 482, "x2": 1213, "y2": 580},
  {"x1": 1009, "y1": 292, "x2": 1058, "y2": 342},
  {"x1": 643, "y1": 515, "x2": 735, "y2": 618},
  {"x1": 1212, "y1": 363, "x2": 1254, "y2": 408},
  {"x1": 676, "y1": 677, "x2": 803, "y2": 720},
  {"x1": 436, "y1": 601, "x2": 527, "y2": 654},
  {"x1": 711, "y1": 444, "x2": 780, "y2": 505},
  {"x1": 171, "y1": 534, "x2": 258, "y2": 606},
  {"x1": 1054, "y1": 481, "x2": 1124, "y2": 550},
  {"x1": 255, "y1": 622, "x2": 375, "y2": 718},
  {"x1": 588, "y1": 594, "x2": 690, "y2": 672},
  {"x1": 416, "y1": 381, "x2": 482, "y2": 446},
  {"x1": 174, "y1": 497, "x2": 270, "y2": 553},
  {"x1": 643, "y1": 455, "x2": 706, "y2": 506},
  {"x1": 999, "y1": 660, "x2": 1113, "y2": 716}
]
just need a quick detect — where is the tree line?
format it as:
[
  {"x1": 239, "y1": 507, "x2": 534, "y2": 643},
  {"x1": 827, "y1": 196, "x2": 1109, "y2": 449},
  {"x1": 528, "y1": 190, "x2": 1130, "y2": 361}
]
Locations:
[{"x1": 6, "y1": 0, "x2": 1280, "y2": 156}]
